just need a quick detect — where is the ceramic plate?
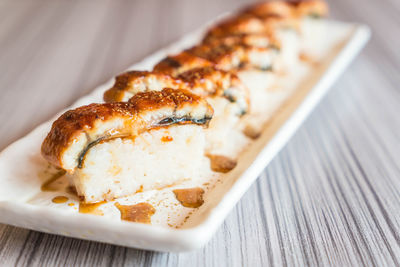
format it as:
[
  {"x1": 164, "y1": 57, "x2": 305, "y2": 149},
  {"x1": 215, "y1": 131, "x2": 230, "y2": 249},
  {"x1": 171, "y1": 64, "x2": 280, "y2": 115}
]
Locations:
[{"x1": 0, "y1": 19, "x2": 370, "y2": 252}]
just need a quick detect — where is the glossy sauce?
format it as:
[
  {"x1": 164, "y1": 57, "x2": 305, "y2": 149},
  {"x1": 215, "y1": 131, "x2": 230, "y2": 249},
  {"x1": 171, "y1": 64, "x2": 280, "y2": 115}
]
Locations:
[
  {"x1": 52, "y1": 196, "x2": 68, "y2": 204},
  {"x1": 161, "y1": 135, "x2": 173, "y2": 142},
  {"x1": 115, "y1": 202, "x2": 155, "y2": 224},
  {"x1": 79, "y1": 201, "x2": 106, "y2": 216},
  {"x1": 173, "y1": 187, "x2": 205, "y2": 208},
  {"x1": 243, "y1": 125, "x2": 261, "y2": 139}
]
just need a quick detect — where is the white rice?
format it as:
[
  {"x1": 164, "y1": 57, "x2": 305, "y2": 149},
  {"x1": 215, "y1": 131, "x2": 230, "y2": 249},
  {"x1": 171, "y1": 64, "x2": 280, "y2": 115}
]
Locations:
[{"x1": 72, "y1": 125, "x2": 205, "y2": 203}]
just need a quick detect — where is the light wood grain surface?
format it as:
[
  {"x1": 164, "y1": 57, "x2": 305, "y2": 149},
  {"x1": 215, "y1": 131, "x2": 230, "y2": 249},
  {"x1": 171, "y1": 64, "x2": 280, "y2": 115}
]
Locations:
[{"x1": 0, "y1": 0, "x2": 399, "y2": 266}]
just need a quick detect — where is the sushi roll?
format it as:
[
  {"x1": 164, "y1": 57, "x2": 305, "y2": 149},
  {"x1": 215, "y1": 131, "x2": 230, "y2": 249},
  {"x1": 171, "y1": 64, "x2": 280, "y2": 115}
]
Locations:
[
  {"x1": 103, "y1": 67, "x2": 250, "y2": 159},
  {"x1": 151, "y1": 44, "x2": 280, "y2": 138},
  {"x1": 41, "y1": 88, "x2": 213, "y2": 203},
  {"x1": 240, "y1": 0, "x2": 329, "y2": 62},
  {"x1": 194, "y1": 0, "x2": 328, "y2": 137}
]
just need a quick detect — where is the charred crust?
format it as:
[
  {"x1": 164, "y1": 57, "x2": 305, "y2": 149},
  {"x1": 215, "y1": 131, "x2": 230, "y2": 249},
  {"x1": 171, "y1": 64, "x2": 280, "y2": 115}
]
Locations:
[{"x1": 162, "y1": 57, "x2": 182, "y2": 68}]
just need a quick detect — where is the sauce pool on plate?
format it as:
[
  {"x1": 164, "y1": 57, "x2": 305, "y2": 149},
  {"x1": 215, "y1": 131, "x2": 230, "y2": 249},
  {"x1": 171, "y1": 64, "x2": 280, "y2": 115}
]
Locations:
[
  {"x1": 173, "y1": 187, "x2": 205, "y2": 208},
  {"x1": 115, "y1": 202, "x2": 156, "y2": 224}
]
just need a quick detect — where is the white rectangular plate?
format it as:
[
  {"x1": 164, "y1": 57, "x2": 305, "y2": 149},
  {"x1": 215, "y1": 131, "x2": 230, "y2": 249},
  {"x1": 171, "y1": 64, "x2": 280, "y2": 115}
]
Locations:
[{"x1": 0, "y1": 19, "x2": 370, "y2": 252}]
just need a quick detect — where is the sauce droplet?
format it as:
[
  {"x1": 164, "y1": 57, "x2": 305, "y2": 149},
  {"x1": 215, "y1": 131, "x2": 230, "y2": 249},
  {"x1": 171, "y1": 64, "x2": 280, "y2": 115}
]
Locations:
[
  {"x1": 52, "y1": 196, "x2": 69, "y2": 204},
  {"x1": 161, "y1": 136, "x2": 173, "y2": 142},
  {"x1": 243, "y1": 125, "x2": 261, "y2": 139},
  {"x1": 68, "y1": 203, "x2": 75, "y2": 207},
  {"x1": 207, "y1": 155, "x2": 237, "y2": 173},
  {"x1": 173, "y1": 187, "x2": 205, "y2": 208},
  {"x1": 79, "y1": 201, "x2": 106, "y2": 216},
  {"x1": 115, "y1": 202, "x2": 155, "y2": 224}
]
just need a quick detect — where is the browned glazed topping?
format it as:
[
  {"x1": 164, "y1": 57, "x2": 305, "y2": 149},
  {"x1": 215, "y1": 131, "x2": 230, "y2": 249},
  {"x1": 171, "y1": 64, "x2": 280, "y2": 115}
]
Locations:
[
  {"x1": 41, "y1": 102, "x2": 136, "y2": 169},
  {"x1": 103, "y1": 67, "x2": 249, "y2": 115},
  {"x1": 173, "y1": 187, "x2": 205, "y2": 208},
  {"x1": 153, "y1": 51, "x2": 214, "y2": 76},
  {"x1": 178, "y1": 67, "x2": 244, "y2": 98},
  {"x1": 207, "y1": 154, "x2": 238, "y2": 173},
  {"x1": 104, "y1": 70, "x2": 183, "y2": 102},
  {"x1": 115, "y1": 202, "x2": 156, "y2": 224},
  {"x1": 129, "y1": 88, "x2": 201, "y2": 111},
  {"x1": 242, "y1": 0, "x2": 328, "y2": 20}
]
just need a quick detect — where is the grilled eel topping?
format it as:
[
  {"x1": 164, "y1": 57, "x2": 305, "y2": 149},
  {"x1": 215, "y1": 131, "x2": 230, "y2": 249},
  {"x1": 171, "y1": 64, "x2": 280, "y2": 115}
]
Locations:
[
  {"x1": 41, "y1": 88, "x2": 213, "y2": 172},
  {"x1": 103, "y1": 71, "x2": 183, "y2": 102},
  {"x1": 187, "y1": 43, "x2": 279, "y2": 72},
  {"x1": 242, "y1": 0, "x2": 328, "y2": 19},
  {"x1": 153, "y1": 51, "x2": 214, "y2": 76},
  {"x1": 203, "y1": 33, "x2": 281, "y2": 51},
  {"x1": 103, "y1": 67, "x2": 249, "y2": 115}
]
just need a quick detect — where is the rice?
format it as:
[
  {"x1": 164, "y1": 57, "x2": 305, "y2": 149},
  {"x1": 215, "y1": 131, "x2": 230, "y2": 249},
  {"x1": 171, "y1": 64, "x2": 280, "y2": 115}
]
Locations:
[
  {"x1": 71, "y1": 125, "x2": 205, "y2": 203},
  {"x1": 204, "y1": 97, "x2": 249, "y2": 157}
]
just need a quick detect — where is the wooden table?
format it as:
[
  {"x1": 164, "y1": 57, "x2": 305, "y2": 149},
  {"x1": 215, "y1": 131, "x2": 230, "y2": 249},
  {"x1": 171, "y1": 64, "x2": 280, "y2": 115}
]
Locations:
[{"x1": 0, "y1": 0, "x2": 399, "y2": 266}]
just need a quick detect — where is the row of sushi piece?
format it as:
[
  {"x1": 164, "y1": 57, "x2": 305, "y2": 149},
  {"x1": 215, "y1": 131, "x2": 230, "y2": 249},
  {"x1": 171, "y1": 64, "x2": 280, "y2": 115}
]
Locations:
[{"x1": 41, "y1": 0, "x2": 328, "y2": 203}]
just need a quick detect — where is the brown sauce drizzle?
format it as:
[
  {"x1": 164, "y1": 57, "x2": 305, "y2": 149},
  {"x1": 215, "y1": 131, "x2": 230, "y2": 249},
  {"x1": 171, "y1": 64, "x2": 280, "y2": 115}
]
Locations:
[
  {"x1": 41, "y1": 170, "x2": 66, "y2": 191},
  {"x1": 173, "y1": 187, "x2": 205, "y2": 208},
  {"x1": 115, "y1": 202, "x2": 155, "y2": 224},
  {"x1": 135, "y1": 185, "x2": 144, "y2": 193},
  {"x1": 161, "y1": 135, "x2": 173, "y2": 142},
  {"x1": 79, "y1": 201, "x2": 106, "y2": 216},
  {"x1": 207, "y1": 155, "x2": 237, "y2": 173},
  {"x1": 243, "y1": 125, "x2": 261, "y2": 139},
  {"x1": 52, "y1": 196, "x2": 68, "y2": 204}
]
